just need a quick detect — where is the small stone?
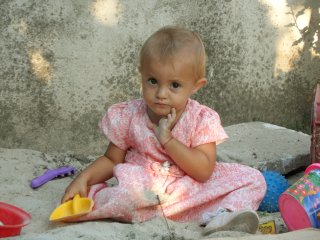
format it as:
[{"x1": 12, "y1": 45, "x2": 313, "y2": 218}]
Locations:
[{"x1": 129, "y1": 232, "x2": 135, "y2": 239}]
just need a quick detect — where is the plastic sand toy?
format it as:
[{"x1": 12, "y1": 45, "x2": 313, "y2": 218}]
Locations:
[
  {"x1": 279, "y1": 163, "x2": 320, "y2": 230},
  {"x1": 30, "y1": 166, "x2": 76, "y2": 188},
  {"x1": 0, "y1": 202, "x2": 32, "y2": 238},
  {"x1": 50, "y1": 194, "x2": 94, "y2": 222},
  {"x1": 311, "y1": 84, "x2": 320, "y2": 164}
]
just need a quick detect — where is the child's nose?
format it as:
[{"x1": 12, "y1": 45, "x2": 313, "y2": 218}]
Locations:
[{"x1": 156, "y1": 86, "x2": 168, "y2": 99}]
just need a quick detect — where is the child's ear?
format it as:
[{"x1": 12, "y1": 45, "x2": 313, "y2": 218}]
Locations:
[{"x1": 192, "y1": 78, "x2": 207, "y2": 94}]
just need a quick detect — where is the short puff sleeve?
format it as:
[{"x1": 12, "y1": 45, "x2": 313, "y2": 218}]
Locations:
[
  {"x1": 191, "y1": 107, "x2": 228, "y2": 148},
  {"x1": 98, "y1": 102, "x2": 132, "y2": 150}
]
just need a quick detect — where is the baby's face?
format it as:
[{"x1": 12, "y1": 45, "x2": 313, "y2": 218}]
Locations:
[{"x1": 139, "y1": 53, "x2": 199, "y2": 120}]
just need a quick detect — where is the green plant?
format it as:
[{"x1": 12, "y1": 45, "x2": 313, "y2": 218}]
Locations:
[{"x1": 252, "y1": 117, "x2": 261, "y2": 121}]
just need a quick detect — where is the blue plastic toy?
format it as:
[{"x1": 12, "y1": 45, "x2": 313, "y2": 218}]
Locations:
[{"x1": 258, "y1": 170, "x2": 290, "y2": 213}]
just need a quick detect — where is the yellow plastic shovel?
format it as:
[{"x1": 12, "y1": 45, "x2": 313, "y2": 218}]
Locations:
[{"x1": 49, "y1": 194, "x2": 94, "y2": 222}]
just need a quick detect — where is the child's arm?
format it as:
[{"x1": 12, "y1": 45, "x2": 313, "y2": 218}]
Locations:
[
  {"x1": 148, "y1": 108, "x2": 216, "y2": 182},
  {"x1": 165, "y1": 139, "x2": 216, "y2": 182},
  {"x1": 61, "y1": 142, "x2": 126, "y2": 203}
]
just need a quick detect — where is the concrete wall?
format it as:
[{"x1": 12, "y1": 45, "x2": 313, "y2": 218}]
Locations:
[{"x1": 1, "y1": 0, "x2": 319, "y2": 155}]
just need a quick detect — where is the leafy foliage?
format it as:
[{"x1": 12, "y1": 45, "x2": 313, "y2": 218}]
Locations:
[{"x1": 286, "y1": 0, "x2": 320, "y2": 54}]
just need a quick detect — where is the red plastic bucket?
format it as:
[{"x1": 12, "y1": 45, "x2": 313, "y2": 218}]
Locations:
[
  {"x1": 0, "y1": 202, "x2": 32, "y2": 238},
  {"x1": 279, "y1": 163, "x2": 320, "y2": 230}
]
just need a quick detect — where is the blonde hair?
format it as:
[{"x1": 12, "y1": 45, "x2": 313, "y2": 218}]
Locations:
[{"x1": 139, "y1": 26, "x2": 206, "y2": 79}]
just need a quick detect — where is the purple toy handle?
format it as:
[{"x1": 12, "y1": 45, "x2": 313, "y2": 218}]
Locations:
[{"x1": 30, "y1": 166, "x2": 76, "y2": 188}]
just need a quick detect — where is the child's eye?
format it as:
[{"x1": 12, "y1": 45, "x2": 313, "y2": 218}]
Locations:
[
  {"x1": 171, "y1": 82, "x2": 180, "y2": 89},
  {"x1": 148, "y1": 78, "x2": 157, "y2": 85}
]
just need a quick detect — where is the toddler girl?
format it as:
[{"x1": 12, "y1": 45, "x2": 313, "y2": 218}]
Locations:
[{"x1": 61, "y1": 26, "x2": 266, "y2": 235}]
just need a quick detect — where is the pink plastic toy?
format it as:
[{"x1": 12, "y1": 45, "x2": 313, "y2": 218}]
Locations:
[{"x1": 279, "y1": 163, "x2": 320, "y2": 230}]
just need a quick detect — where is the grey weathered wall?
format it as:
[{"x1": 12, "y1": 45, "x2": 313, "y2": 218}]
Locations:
[{"x1": 1, "y1": 0, "x2": 319, "y2": 155}]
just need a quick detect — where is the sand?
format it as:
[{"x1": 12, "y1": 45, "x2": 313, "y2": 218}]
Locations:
[{"x1": 0, "y1": 148, "x2": 296, "y2": 239}]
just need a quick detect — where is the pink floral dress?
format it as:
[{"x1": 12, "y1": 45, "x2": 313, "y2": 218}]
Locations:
[{"x1": 70, "y1": 99, "x2": 266, "y2": 223}]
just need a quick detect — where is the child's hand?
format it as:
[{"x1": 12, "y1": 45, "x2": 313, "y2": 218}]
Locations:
[
  {"x1": 148, "y1": 108, "x2": 176, "y2": 145},
  {"x1": 61, "y1": 176, "x2": 88, "y2": 203}
]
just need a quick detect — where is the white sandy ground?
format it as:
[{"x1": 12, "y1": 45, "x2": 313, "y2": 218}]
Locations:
[{"x1": 0, "y1": 148, "x2": 303, "y2": 240}]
